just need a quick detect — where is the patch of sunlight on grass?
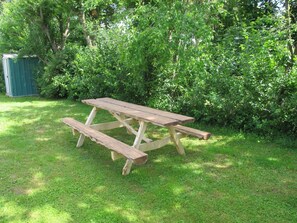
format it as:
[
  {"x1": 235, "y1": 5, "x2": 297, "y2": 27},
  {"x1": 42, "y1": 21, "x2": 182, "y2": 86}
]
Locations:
[
  {"x1": 19, "y1": 118, "x2": 40, "y2": 125},
  {"x1": 172, "y1": 186, "x2": 185, "y2": 195},
  {"x1": 26, "y1": 172, "x2": 46, "y2": 195},
  {"x1": 267, "y1": 157, "x2": 279, "y2": 162},
  {"x1": 55, "y1": 154, "x2": 71, "y2": 161},
  {"x1": 77, "y1": 202, "x2": 90, "y2": 209},
  {"x1": 28, "y1": 205, "x2": 72, "y2": 223},
  {"x1": 0, "y1": 105, "x2": 13, "y2": 112},
  {"x1": 54, "y1": 177, "x2": 64, "y2": 183},
  {"x1": 0, "y1": 122, "x2": 13, "y2": 132},
  {"x1": 93, "y1": 186, "x2": 106, "y2": 193},
  {"x1": 183, "y1": 162, "x2": 202, "y2": 169},
  {"x1": 180, "y1": 162, "x2": 204, "y2": 175},
  {"x1": 244, "y1": 152, "x2": 252, "y2": 157},
  {"x1": 0, "y1": 199, "x2": 27, "y2": 221},
  {"x1": 0, "y1": 149, "x2": 15, "y2": 155},
  {"x1": 0, "y1": 117, "x2": 40, "y2": 133},
  {"x1": 203, "y1": 161, "x2": 233, "y2": 169},
  {"x1": 104, "y1": 203, "x2": 146, "y2": 222},
  {"x1": 173, "y1": 203, "x2": 182, "y2": 210},
  {"x1": 203, "y1": 157, "x2": 233, "y2": 169},
  {"x1": 35, "y1": 137, "x2": 50, "y2": 142},
  {"x1": 152, "y1": 155, "x2": 170, "y2": 163}
]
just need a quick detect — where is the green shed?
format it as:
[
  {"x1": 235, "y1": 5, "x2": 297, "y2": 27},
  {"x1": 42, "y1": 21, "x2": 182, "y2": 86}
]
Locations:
[{"x1": 2, "y1": 54, "x2": 39, "y2": 97}]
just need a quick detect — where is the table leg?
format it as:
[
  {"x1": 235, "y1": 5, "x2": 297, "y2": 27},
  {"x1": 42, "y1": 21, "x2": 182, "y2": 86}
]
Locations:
[
  {"x1": 111, "y1": 112, "x2": 152, "y2": 143},
  {"x1": 76, "y1": 107, "x2": 97, "y2": 147},
  {"x1": 168, "y1": 126, "x2": 185, "y2": 155},
  {"x1": 122, "y1": 121, "x2": 147, "y2": 175}
]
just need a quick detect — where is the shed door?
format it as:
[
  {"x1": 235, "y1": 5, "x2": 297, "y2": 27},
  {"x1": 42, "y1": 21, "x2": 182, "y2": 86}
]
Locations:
[{"x1": 2, "y1": 57, "x2": 11, "y2": 96}]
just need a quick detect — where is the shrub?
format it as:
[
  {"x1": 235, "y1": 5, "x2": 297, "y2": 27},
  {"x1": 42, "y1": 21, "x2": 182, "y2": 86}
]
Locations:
[{"x1": 37, "y1": 46, "x2": 79, "y2": 98}]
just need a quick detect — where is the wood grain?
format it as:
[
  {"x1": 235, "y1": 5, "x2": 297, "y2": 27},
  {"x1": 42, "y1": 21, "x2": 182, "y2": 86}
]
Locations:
[
  {"x1": 63, "y1": 118, "x2": 148, "y2": 165},
  {"x1": 174, "y1": 125, "x2": 211, "y2": 140},
  {"x1": 82, "y1": 98, "x2": 194, "y2": 126}
]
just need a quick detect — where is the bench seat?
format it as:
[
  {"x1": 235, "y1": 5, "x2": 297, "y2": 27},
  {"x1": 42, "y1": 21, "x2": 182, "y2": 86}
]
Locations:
[
  {"x1": 63, "y1": 118, "x2": 148, "y2": 165},
  {"x1": 174, "y1": 125, "x2": 211, "y2": 140}
]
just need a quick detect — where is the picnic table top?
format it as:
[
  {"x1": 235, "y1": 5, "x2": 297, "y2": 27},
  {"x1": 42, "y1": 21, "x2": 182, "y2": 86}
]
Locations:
[{"x1": 82, "y1": 97, "x2": 195, "y2": 126}]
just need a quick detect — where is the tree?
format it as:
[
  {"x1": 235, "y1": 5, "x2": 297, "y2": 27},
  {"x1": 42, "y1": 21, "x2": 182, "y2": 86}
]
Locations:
[
  {"x1": 0, "y1": 0, "x2": 76, "y2": 62},
  {"x1": 0, "y1": 0, "x2": 296, "y2": 135}
]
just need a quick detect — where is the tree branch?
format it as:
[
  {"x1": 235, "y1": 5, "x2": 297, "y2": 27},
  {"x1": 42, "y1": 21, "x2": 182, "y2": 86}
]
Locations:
[
  {"x1": 79, "y1": 10, "x2": 93, "y2": 47},
  {"x1": 61, "y1": 16, "x2": 71, "y2": 50},
  {"x1": 39, "y1": 7, "x2": 58, "y2": 52}
]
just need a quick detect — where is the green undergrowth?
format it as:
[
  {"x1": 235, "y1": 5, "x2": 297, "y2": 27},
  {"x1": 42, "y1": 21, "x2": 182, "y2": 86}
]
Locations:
[{"x1": 0, "y1": 95, "x2": 296, "y2": 223}]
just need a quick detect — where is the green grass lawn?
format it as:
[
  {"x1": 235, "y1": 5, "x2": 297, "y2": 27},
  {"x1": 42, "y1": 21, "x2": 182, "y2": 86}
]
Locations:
[{"x1": 0, "y1": 94, "x2": 296, "y2": 223}]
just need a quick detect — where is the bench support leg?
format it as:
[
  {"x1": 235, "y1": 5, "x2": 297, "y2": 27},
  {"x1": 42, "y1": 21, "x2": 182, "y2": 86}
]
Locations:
[
  {"x1": 122, "y1": 121, "x2": 147, "y2": 175},
  {"x1": 122, "y1": 159, "x2": 133, "y2": 176},
  {"x1": 168, "y1": 126, "x2": 185, "y2": 155},
  {"x1": 77, "y1": 107, "x2": 97, "y2": 147},
  {"x1": 133, "y1": 121, "x2": 147, "y2": 148}
]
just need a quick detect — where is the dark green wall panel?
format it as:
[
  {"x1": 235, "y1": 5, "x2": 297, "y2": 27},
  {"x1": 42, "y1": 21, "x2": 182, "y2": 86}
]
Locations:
[{"x1": 3, "y1": 55, "x2": 39, "y2": 97}]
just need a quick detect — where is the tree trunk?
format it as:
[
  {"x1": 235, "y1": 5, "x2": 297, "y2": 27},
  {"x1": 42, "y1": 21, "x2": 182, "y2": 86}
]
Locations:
[
  {"x1": 285, "y1": 0, "x2": 295, "y2": 71},
  {"x1": 79, "y1": 10, "x2": 93, "y2": 47},
  {"x1": 61, "y1": 16, "x2": 71, "y2": 50},
  {"x1": 39, "y1": 7, "x2": 58, "y2": 53}
]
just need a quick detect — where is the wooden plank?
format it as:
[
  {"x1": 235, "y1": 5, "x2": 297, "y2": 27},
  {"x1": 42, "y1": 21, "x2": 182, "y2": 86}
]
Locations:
[
  {"x1": 139, "y1": 133, "x2": 184, "y2": 152},
  {"x1": 139, "y1": 136, "x2": 171, "y2": 152},
  {"x1": 90, "y1": 119, "x2": 134, "y2": 131},
  {"x1": 63, "y1": 118, "x2": 148, "y2": 165},
  {"x1": 82, "y1": 99, "x2": 179, "y2": 126},
  {"x1": 174, "y1": 125, "x2": 211, "y2": 140},
  {"x1": 98, "y1": 98, "x2": 195, "y2": 124}
]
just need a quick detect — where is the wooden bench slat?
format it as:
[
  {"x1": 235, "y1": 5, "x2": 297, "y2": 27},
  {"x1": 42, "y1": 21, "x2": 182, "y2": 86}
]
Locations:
[
  {"x1": 99, "y1": 98, "x2": 194, "y2": 124},
  {"x1": 63, "y1": 118, "x2": 148, "y2": 165},
  {"x1": 82, "y1": 99, "x2": 181, "y2": 126},
  {"x1": 174, "y1": 125, "x2": 211, "y2": 140}
]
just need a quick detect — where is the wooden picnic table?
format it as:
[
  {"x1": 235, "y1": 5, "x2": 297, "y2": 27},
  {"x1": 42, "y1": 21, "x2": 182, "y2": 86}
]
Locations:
[{"x1": 63, "y1": 97, "x2": 211, "y2": 175}]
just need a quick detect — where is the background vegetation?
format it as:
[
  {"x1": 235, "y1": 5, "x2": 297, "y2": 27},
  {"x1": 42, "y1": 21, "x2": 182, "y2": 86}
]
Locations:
[{"x1": 0, "y1": 0, "x2": 296, "y2": 136}]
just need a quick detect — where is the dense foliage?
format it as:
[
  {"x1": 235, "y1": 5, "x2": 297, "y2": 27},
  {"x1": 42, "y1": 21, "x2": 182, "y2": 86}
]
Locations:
[{"x1": 0, "y1": 0, "x2": 296, "y2": 136}]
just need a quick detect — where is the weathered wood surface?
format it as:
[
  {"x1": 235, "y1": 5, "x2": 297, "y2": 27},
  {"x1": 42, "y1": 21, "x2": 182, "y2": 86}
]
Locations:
[
  {"x1": 122, "y1": 120, "x2": 148, "y2": 175},
  {"x1": 100, "y1": 97, "x2": 194, "y2": 123},
  {"x1": 63, "y1": 118, "x2": 148, "y2": 165},
  {"x1": 174, "y1": 125, "x2": 211, "y2": 140},
  {"x1": 63, "y1": 98, "x2": 212, "y2": 175},
  {"x1": 77, "y1": 107, "x2": 97, "y2": 147},
  {"x1": 111, "y1": 112, "x2": 152, "y2": 143},
  {"x1": 82, "y1": 98, "x2": 194, "y2": 126},
  {"x1": 168, "y1": 126, "x2": 186, "y2": 155},
  {"x1": 90, "y1": 118, "x2": 134, "y2": 131}
]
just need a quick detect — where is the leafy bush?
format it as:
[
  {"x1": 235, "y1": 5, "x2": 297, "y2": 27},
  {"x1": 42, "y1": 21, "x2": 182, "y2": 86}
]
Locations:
[
  {"x1": 67, "y1": 46, "x2": 117, "y2": 100},
  {"x1": 191, "y1": 17, "x2": 297, "y2": 135},
  {"x1": 1, "y1": 1, "x2": 296, "y2": 136},
  {"x1": 37, "y1": 46, "x2": 78, "y2": 98}
]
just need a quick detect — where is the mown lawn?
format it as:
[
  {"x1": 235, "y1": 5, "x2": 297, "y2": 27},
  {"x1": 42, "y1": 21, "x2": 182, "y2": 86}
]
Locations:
[{"x1": 0, "y1": 94, "x2": 296, "y2": 223}]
